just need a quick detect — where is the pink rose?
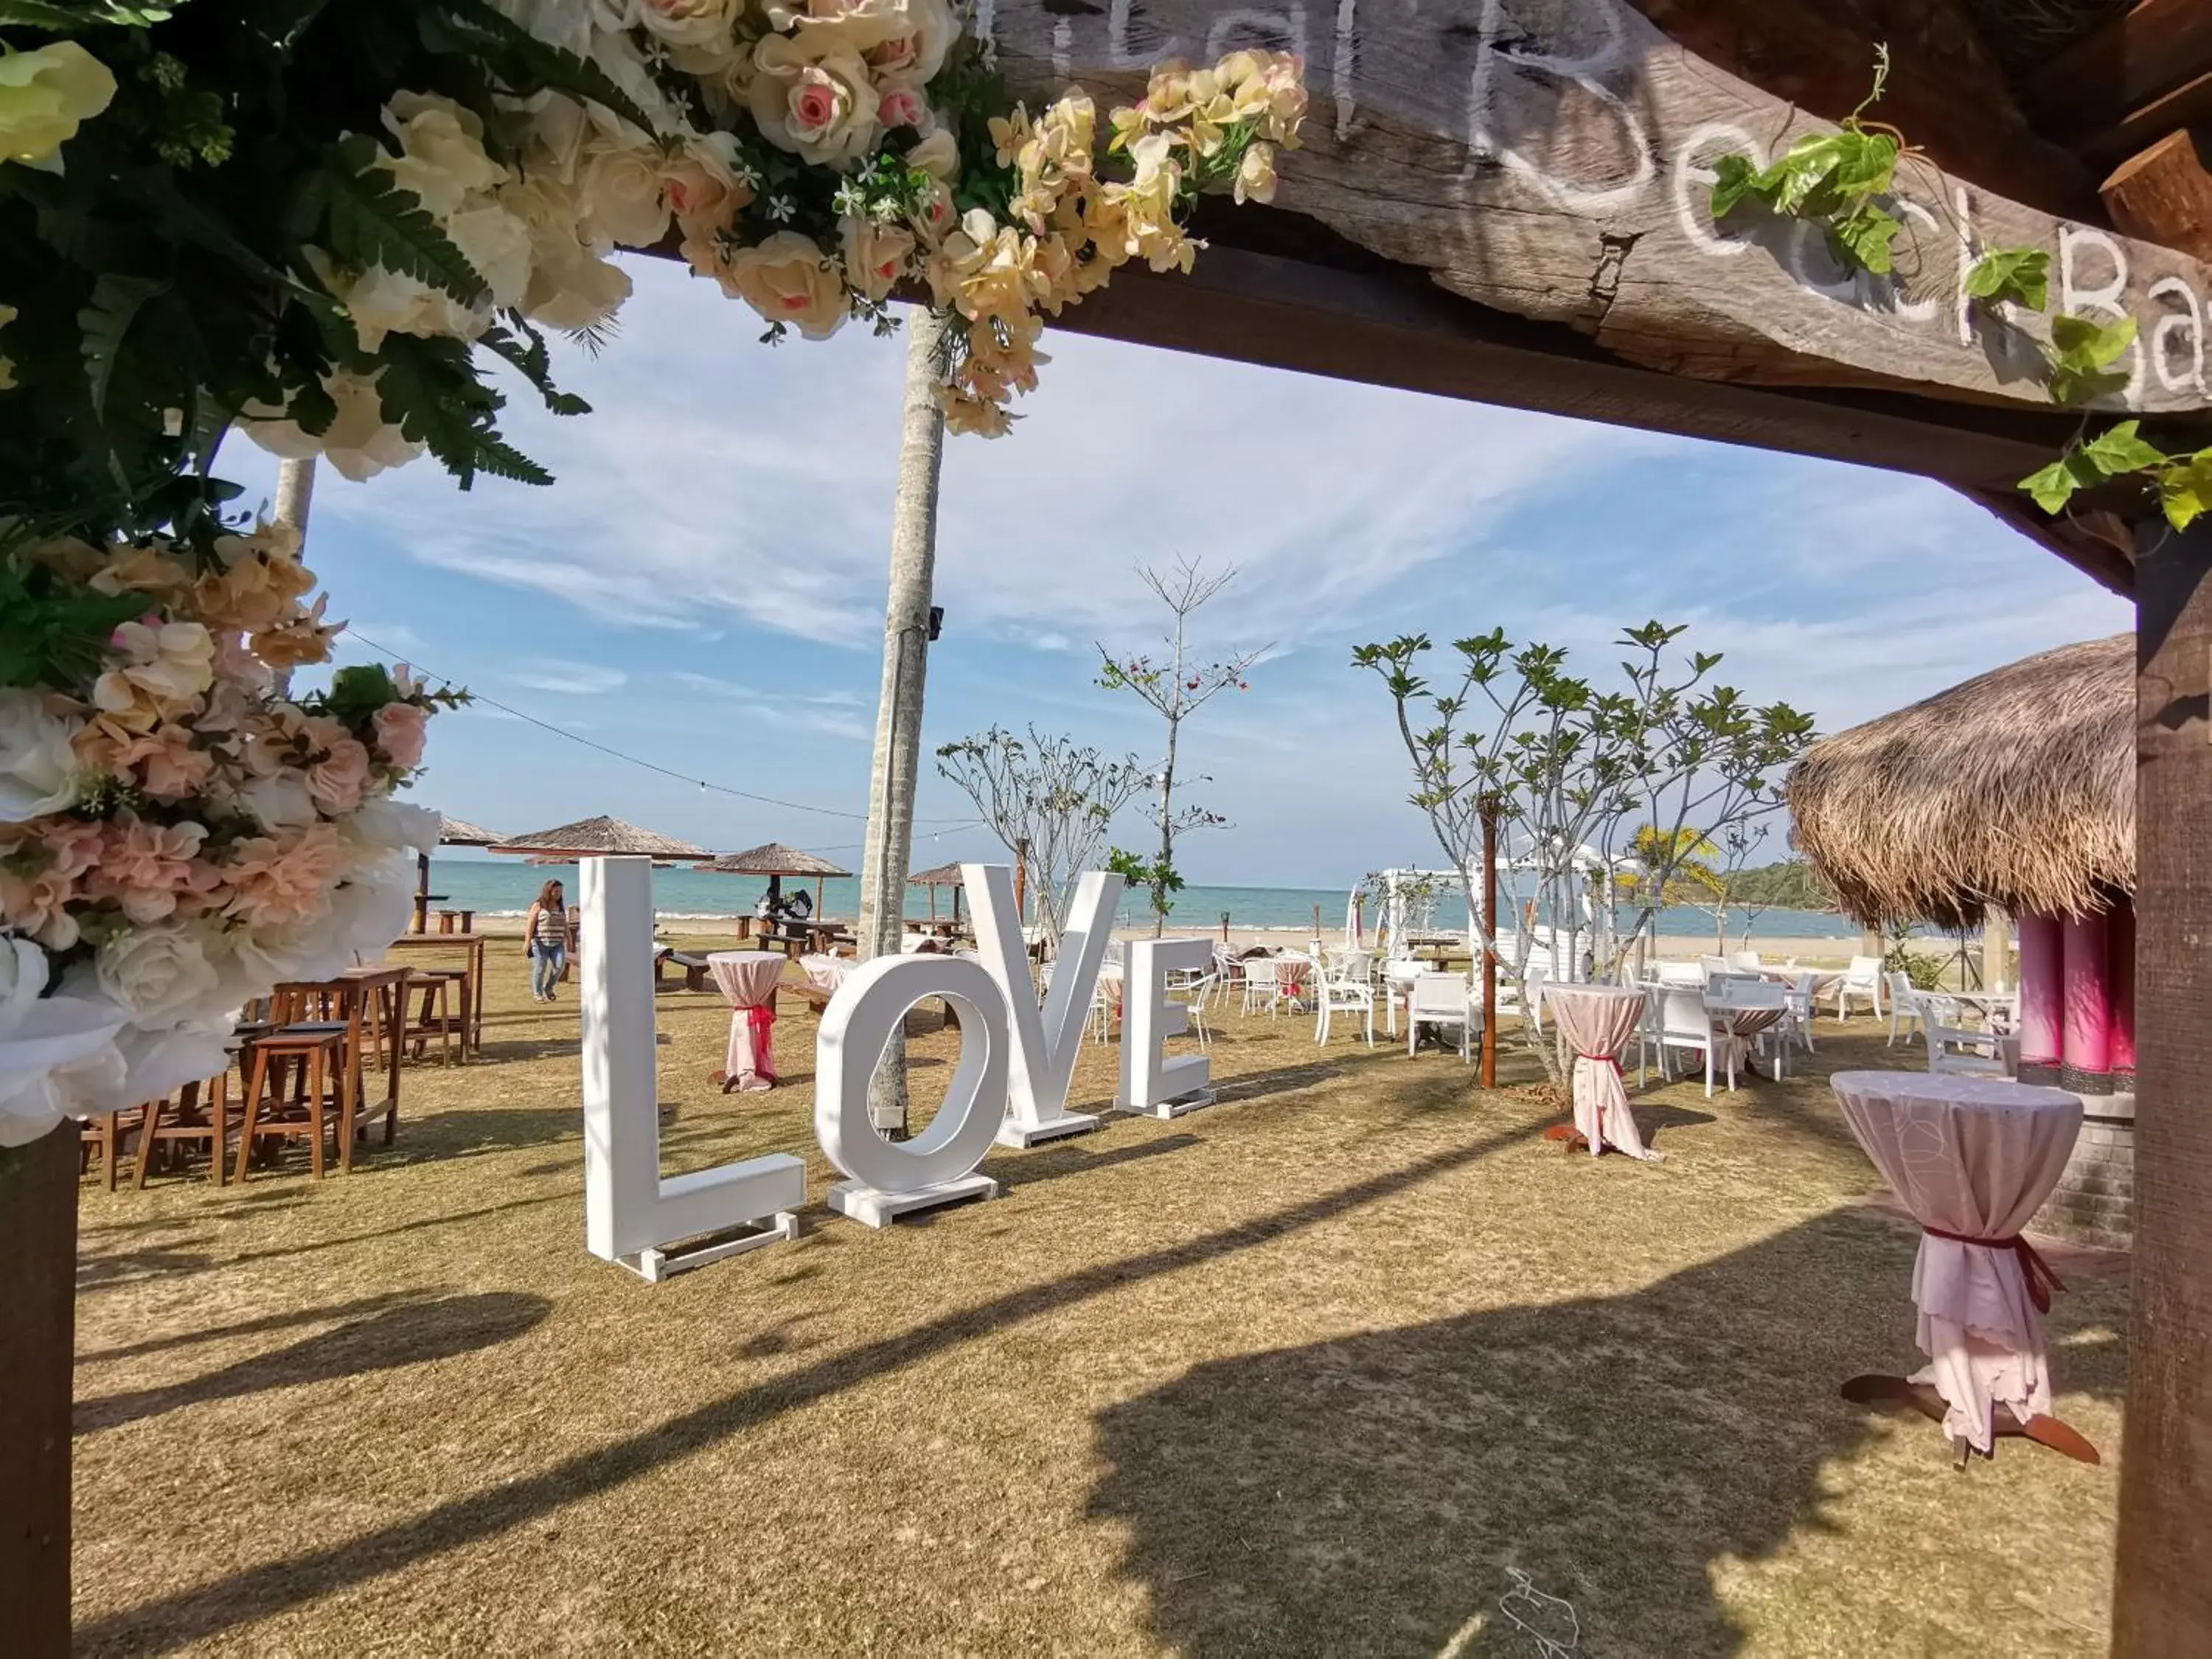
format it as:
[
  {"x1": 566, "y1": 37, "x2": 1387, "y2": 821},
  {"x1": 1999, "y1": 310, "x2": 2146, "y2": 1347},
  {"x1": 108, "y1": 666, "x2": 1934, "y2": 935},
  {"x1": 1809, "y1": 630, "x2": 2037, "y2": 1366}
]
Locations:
[
  {"x1": 372, "y1": 701, "x2": 429, "y2": 771},
  {"x1": 305, "y1": 732, "x2": 372, "y2": 815},
  {"x1": 877, "y1": 82, "x2": 927, "y2": 131}
]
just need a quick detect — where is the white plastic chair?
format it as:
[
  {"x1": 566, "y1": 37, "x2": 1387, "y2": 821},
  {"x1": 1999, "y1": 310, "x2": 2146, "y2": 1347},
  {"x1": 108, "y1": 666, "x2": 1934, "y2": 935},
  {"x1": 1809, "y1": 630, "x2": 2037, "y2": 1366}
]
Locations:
[
  {"x1": 1406, "y1": 972, "x2": 1474, "y2": 1062},
  {"x1": 1782, "y1": 970, "x2": 1819, "y2": 1054},
  {"x1": 1699, "y1": 954, "x2": 1733, "y2": 984},
  {"x1": 1316, "y1": 956, "x2": 1376, "y2": 1046},
  {"x1": 1648, "y1": 984, "x2": 1731, "y2": 1096},
  {"x1": 1178, "y1": 973, "x2": 1218, "y2": 1052},
  {"x1": 1885, "y1": 971, "x2": 1924, "y2": 1046},
  {"x1": 1653, "y1": 961, "x2": 1705, "y2": 988},
  {"x1": 1923, "y1": 994, "x2": 2006, "y2": 1076},
  {"x1": 1242, "y1": 956, "x2": 1282, "y2": 1017},
  {"x1": 1729, "y1": 951, "x2": 1763, "y2": 972},
  {"x1": 1834, "y1": 956, "x2": 1884, "y2": 1019}
]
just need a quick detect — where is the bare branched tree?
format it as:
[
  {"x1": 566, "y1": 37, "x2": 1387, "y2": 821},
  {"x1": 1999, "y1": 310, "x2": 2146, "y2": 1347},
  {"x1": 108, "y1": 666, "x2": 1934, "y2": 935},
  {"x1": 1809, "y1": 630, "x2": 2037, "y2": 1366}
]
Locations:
[
  {"x1": 936, "y1": 726, "x2": 1150, "y2": 949},
  {"x1": 1096, "y1": 557, "x2": 1265, "y2": 933}
]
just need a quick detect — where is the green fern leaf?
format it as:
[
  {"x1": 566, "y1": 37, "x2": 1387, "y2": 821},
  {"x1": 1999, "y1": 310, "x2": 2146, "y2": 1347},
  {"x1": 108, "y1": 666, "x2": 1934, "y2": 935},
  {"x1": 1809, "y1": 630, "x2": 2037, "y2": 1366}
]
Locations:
[
  {"x1": 77, "y1": 274, "x2": 167, "y2": 417},
  {"x1": 300, "y1": 138, "x2": 487, "y2": 306}
]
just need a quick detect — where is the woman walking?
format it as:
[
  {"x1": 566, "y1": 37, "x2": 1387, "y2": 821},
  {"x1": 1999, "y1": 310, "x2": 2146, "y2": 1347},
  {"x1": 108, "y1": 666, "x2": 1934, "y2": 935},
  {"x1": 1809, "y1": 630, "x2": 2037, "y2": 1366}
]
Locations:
[{"x1": 524, "y1": 879, "x2": 569, "y2": 1002}]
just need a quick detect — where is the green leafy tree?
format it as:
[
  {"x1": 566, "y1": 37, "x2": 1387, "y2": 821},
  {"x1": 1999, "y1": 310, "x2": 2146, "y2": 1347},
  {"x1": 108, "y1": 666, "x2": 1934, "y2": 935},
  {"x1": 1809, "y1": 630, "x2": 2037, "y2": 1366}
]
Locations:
[
  {"x1": 1096, "y1": 557, "x2": 1264, "y2": 934},
  {"x1": 934, "y1": 726, "x2": 1150, "y2": 950},
  {"x1": 1354, "y1": 623, "x2": 1815, "y2": 1079}
]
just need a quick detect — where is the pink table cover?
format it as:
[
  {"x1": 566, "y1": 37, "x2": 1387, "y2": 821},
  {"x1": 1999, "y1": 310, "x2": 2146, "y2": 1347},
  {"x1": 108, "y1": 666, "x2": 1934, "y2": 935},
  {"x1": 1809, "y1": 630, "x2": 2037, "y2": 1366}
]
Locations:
[
  {"x1": 799, "y1": 953, "x2": 849, "y2": 995},
  {"x1": 708, "y1": 951, "x2": 787, "y2": 1092},
  {"x1": 1711, "y1": 999, "x2": 1787, "y2": 1077},
  {"x1": 1830, "y1": 1071, "x2": 2083, "y2": 1452},
  {"x1": 1543, "y1": 984, "x2": 1656, "y2": 1161}
]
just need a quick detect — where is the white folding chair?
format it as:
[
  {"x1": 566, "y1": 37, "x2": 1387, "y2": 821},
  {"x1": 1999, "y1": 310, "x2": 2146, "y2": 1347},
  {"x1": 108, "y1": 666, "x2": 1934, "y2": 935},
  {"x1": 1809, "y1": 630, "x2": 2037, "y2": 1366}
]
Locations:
[
  {"x1": 1316, "y1": 955, "x2": 1376, "y2": 1046},
  {"x1": 1923, "y1": 994, "x2": 2006, "y2": 1076},
  {"x1": 1834, "y1": 955, "x2": 1884, "y2": 1019},
  {"x1": 1406, "y1": 972, "x2": 1474, "y2": 1062},
  {"x1": 1885, "y1": 972, "x2": 1924, "y2": 1046},
  {"x1": 1242, "y1": 956, "x2": 1281, "y2": 1017}
]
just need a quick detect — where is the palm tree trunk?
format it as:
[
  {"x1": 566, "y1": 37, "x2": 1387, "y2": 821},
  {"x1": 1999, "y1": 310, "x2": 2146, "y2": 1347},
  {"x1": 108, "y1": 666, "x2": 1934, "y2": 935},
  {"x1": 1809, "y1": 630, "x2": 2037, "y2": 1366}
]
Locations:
[
  {"x1": 274, "y1": 456, "x2": 316, "y2": 535},
  {"x1": 856, "y1": 308, "x2": 950, "y2": 1135}
]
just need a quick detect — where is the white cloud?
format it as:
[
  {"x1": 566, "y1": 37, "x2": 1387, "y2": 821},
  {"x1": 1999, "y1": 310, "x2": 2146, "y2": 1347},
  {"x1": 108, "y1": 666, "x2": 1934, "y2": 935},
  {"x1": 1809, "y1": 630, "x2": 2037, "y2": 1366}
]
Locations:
[
  {"x1": 669, "y1": 671, "x2": 872, "y2": 740},
  {"x1": 507, "y1": 659, "x2": 629, "y2": 695}
]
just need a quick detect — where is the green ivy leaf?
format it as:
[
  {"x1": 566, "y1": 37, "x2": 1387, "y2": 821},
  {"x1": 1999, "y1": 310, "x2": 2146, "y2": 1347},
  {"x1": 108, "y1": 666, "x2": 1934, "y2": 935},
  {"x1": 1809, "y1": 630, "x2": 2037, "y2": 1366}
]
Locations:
[
  {"x1": 1964, "y1": 247, "x2": 2049, "y2": 311},
  {"x1": 2051, "y1": 312, "x2": 2137, "y2": 370},
  {"x1": 1710, "y1": 153, "x2": 1762, "y2": 218},
  {"x1": 2159, "y1": 451, "x2": 2212, "y2": 530},
  {"x1": 1829, "y1": 203, "x2": 1899, "y2": 276},
  {"x1": 2079, "y1": 420, "x2": 2165, "y2": 476}
]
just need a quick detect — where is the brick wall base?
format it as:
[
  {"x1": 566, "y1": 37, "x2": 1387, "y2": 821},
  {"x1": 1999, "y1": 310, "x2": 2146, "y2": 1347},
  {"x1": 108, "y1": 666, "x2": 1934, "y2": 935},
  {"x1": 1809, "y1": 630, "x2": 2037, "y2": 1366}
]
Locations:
[{"x1": 2031, "y1": 1091, "x2": 2134, "y2": 1249}]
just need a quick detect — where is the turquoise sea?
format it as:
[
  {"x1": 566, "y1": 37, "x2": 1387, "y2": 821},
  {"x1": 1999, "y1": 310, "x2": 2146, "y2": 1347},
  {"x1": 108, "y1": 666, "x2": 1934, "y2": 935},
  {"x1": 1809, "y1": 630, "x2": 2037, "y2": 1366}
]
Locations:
[{"x1": 422, "y1": 857, "x2": 1874, "y2": 939}]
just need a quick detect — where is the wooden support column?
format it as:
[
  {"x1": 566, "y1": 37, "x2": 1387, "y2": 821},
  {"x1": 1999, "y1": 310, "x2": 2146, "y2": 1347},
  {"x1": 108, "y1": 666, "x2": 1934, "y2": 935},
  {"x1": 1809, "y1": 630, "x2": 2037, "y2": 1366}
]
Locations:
[
  {"x1": 2115, "y1": 518, "x2": 2212, "y2": 1657},
  {"x1": 1980, "y1": 902, "x2": 2011, "y2": 992},
  {"x1": 2101, "y1": 131, "x2": 2212, "y2": 265},
  {"x1": 0, "y1": 1124, "x2": 78, "y2": 1657}
]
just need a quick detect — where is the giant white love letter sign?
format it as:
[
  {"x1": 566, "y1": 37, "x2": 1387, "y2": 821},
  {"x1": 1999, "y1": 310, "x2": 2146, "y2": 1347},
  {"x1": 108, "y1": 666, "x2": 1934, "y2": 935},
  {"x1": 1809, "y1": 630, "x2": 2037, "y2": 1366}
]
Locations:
[
  {"x1": 580, "y1": 857, "x2": 805, "y2": 1281},
  {"x1": 966, "y1": 863, "x2": 1123, "y2": 1147},
  {"x1": 815, "y1": 950, "x2": 1011, "y2": 1226}
]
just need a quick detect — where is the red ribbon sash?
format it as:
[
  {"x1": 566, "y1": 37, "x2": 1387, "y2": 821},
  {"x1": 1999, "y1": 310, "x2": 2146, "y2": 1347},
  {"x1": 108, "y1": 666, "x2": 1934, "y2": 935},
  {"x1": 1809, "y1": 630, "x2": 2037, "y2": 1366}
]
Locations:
[
  {"x1": 746, "y1": 1001, "x2": 777, "y2": 1079},
  {"x1": 1921, "y1": 1223, "x2": 2065, "y2": 1313}
]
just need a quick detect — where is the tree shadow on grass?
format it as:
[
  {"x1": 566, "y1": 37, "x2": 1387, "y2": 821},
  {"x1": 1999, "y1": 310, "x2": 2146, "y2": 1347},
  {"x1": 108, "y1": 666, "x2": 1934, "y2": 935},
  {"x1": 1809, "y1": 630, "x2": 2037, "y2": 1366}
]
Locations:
[
  {"x1": 75, "y1": 1116, "x2": 1551, "y2": 1654},
  {"x1": 1083, "y1": 1209, "x2": 2127, "y2": 1658},
  {"x1": 75, "y1": 1292, "x2": 550, "y2": 1435}
]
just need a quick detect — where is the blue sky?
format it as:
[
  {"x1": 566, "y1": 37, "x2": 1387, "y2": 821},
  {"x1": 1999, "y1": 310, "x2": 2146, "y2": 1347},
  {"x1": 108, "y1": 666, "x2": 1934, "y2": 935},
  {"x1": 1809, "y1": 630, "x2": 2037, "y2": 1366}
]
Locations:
[{"x1": 223, "y1": 254, "x2": 2132, "y2": 889}]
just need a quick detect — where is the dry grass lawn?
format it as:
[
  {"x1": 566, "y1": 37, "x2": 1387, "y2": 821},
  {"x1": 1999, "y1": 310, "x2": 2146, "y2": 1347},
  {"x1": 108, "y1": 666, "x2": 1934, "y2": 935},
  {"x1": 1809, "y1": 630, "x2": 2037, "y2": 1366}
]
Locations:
[{"x1": 69, "y1": 939, "x2": 2126, "y2": 1656}]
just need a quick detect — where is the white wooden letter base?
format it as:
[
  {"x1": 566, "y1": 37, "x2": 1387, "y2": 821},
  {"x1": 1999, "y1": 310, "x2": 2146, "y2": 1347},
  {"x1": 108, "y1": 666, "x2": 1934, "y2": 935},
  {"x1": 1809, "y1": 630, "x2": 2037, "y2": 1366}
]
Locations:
[
  {"x1": 815, "y1": 953, "x2": 1011, "y2": 1228},
  {"x1": 581, "y1": 858, "x2": 804, "y2": 1281},
  {"x1": 1119, "y1": 937, "x2": 1216, "y2": 1117}
]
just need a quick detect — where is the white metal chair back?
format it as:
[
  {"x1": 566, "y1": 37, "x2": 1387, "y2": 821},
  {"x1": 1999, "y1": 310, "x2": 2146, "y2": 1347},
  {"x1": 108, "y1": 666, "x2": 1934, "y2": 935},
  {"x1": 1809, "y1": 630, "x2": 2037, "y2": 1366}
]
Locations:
[
  {"x1": 1407, "y1": 972, "x2": 1473, "y2": 1062},
  {"x1": 1729, "y1": 951, "x2": 1763, "y2": 972},
  {"x1": 1653, "y1": 961, "x2": 1704, "y2": 987}
]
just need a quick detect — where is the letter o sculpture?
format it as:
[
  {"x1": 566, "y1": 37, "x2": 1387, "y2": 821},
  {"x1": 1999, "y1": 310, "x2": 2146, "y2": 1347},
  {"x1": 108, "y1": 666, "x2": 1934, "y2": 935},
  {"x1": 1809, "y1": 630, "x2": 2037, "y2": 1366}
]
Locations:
[{"x1": 814, "y1": 953, "x2": 1011, "y2": 1202}]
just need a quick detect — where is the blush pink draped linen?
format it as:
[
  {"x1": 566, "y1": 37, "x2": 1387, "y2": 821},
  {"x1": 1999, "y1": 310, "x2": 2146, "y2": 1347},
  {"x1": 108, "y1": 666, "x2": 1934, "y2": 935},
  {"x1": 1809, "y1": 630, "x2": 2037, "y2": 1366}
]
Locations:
[
  {"x1": 1543, "y1": 984, "x2": 1657, "y2": 1161},
  {"x1": 708, "y1": 950, "x2": 788, "y2": 1092},
  {"x1": 1830, "y1": 1071, "x2": 2084, "y2": 1453}
]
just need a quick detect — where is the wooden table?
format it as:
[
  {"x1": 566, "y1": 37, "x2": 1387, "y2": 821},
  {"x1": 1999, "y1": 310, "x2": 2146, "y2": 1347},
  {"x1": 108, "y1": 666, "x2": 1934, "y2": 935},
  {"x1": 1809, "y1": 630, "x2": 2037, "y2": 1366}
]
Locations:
[
  {"x1": 385, "y1": 933, "x2": 487, "y2": 1058},
  {"x1": 270, "y1": 964, "x2": 410, "y2": 1141}
]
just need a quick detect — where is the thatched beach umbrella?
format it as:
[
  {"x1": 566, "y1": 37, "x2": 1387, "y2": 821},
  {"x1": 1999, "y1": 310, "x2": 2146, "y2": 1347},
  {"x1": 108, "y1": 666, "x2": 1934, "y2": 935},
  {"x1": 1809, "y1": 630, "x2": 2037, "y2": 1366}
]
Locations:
[
  {"x1": 695, "y1": 841, "x2": 852, "y2": 919},
  {"x1": 1787, "y1": 633, "x2": 2132, "y2": 930},
  {"x1": 411, "y1": 813, "x2": 504, "y2": 933},
  {"x1": 909, "y1": 860, "x2": 966, "y2": 928},
  {"x1": 490, "y1": 815, "x2": 712, "y2": 862}
]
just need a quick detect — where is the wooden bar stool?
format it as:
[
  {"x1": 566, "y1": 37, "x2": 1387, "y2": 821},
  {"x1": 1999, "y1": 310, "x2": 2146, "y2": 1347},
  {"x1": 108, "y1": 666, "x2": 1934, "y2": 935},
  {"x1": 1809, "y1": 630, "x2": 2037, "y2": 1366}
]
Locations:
[
  {"x1": 133, "y1": 1073, "x2": 233, "y2": 1188},
  {"x1": 234, "y1": 1027, "x2": 350, "y2": 1181},
  {"x1": 81, "y1": 1105, "x2": 150, "y2": 1193},
  {"x1": 407, "y1": 973, "x2": 464, "y2": 1066}
]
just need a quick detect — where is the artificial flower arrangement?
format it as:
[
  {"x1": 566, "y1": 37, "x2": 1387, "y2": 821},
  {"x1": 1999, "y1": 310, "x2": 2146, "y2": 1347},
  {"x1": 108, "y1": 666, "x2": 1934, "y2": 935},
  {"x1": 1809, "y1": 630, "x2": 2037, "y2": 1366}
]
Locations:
[
  {"x1": 0, "y1": 529, "x2": 458, "y2": 1147},
  {"x1": 0, "y1": 1, "x2": 1304, "y2": 1145}
]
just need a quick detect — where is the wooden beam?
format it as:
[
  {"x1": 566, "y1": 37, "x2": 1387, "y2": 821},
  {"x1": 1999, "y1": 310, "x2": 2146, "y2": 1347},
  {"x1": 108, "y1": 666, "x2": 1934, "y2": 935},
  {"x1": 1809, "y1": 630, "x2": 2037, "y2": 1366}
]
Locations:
[
  {"x1": 2025, "y1": 0, "x2": 2212, "y2": 148},
  {"x1": 2084, "y1": 63, "x2": 2212, "y2": 165},
  {"x1": 2117, "y1": 516, "x2": 2212, "y2": 1656},
  {"x1": 1046, "y1": 243, "x2": 2135, "y2": 594},
  {"x1": 0, "y1": 1127, "x2": 77, "y2": 1658},
  {"x1": 987, "y1": 0, "x2": 2212, "y2": 416},
  {"x1": 2104, "y1": 130, "x2": 2212, "y2": 265},
  {"x1": 1627, "y1": 0, "x2": 2097, "y2": 219}
]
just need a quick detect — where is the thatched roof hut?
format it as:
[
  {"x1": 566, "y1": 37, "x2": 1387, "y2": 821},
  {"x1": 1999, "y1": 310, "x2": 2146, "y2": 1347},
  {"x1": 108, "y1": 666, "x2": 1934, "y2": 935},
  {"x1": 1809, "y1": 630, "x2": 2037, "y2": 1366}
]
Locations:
[
  {"x1": 908, "y1": 862, "x2": 966, "y2": 887},
  {"x1": 490, "y1": 815, "x2": 712, "y2": 860},
  {"x1": 696, "y1": 842, "x2": 850, "y2": 878},
  {"x1": 1787, "y1": 633, "x2": 2132, "y2": 928},
  {"x1": 437, "y1": 815, "x2": 503, "y2": 846}
]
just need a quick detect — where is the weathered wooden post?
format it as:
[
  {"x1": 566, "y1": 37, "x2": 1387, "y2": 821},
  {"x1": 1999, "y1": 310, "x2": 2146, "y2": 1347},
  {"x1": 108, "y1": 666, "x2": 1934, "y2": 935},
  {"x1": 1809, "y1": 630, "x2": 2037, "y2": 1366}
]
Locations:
[
  {"x1": 0, "y1": 1127, "x2": 77, "y2": 1656},
  {"x1": 2115, "y1": 518, "x2": 2212, "y2": 1655}
]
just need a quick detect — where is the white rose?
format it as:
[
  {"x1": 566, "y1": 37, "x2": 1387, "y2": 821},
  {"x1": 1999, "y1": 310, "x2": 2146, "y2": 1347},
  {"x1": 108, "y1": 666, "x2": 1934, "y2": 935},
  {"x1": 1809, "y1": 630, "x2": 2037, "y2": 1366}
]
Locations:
[
  {"x1": 863, "y1": 0, "x2": 956, "y2": 83},
  {"x1": 635, "y1": 0, "x2": 742, "y2": 49},
  {"x1": 380, "y1": 91, "x2": 507, "y2": 217},
  {"x1": 242, "y1": 369, "x2": 424, "y2": 482},
  {"x1": 0, "y1": 935, "x2": 48, "y2": 1027},
  {"x1": 905, "y1": 126, "x2": 959, "y2": 184},
  {"x1": 232, "y1": 771, "x2": 319, "y2": 832},
  {"x1": 324, "y1": 852, "x2": 418, "y2": 959},
  {"x1": 0, "y1": 690, "x2": 81, "y2": 823},
  {"x1": 345, "y1": 796, "x2": 442, "y2": 857},
  {"x1": 96, "y1": 925, "x2": 225, "y2": 1027},
  {"x1": 748, "y1": 33, "x2": 879, "y2": 167},
  {"x1": 0, "y1": 990, "x2": 127, "y2": 1145},
  {"x1": 445, "y1": 201, "x2": 535, "y2": 308},
  {"x1": 316, "y1": 253, "x2": 484, "y2": 352},
  {"x1": 840, "y1": 214, "x2": 914, "y2": 301},
  {"x1": 103, "y1": 1022, "x2": 234, "y2": 1119},
  {"x1": 723, "y1": 232, "x2": 849, "y2": 338},
  {"x1": 579, "y1": 136, "x2": 671, "y2": 248}
]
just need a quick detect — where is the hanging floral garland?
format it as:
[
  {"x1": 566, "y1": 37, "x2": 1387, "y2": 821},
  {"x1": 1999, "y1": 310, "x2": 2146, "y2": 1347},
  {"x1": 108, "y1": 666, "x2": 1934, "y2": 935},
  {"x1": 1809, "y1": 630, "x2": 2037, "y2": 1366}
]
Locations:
[{"x1": 0, "y1": 2, "x2": 1306, "y2": 1145}]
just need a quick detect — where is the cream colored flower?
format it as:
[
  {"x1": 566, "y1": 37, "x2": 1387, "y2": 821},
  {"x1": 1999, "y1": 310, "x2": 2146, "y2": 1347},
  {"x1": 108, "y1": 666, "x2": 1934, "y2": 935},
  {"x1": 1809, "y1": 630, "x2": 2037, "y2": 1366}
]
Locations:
[
  {"x1": 860, "y1": 0, "x2": 956, "y2": 82},
  {"x1": 748, "y1": 32, "x2": 878, "y2": 167},
  {"x1": 636, "y1": 0, "x2": 743, "y2": 49},
  {"x1": 839, "y1": 215, "x2": 915, "y2": 301},
  {"x1": 85, "y1": 543, "x2": 192, "y2": 602},
  {"x1": 660, "y1": 130, "x2": 754, "y2": 232},
  {"x1": 313, "y1": 251, "x2": 481, "y2": 352},
  {"x1": 97, "y1": 925, "x2": 224, "y2": 1028},
  {"x1": 379, "y1": 91, "x2": 506, "y2": 216},
  {"x1": 723, "y1": 232, "x2": 849, "y2": 338},
  {"x1": 92, "y1": 622, "x2": 215, "y2": 735},
  {"x1": 905, "y1": 174, "x2": 956, "y2": 246},
  {"x1": 0, "y1": 41, "x2": 116, "y2": 167},
  {"x1": 905, "y1": 127, "x2": 959, "y2": 184},
  {"x1": 940, "y1": 384, "x2": 1012, "y2": 438},
  {"x1": 579, "y1": 136, "x2": 671, "y2": 248},
  {"x1": 499, "y1": 174, "x2": 634, "y2": 330},
  {"x1": 0, "y1": 690, "x2": 81, "y2": 822},
  {"x1": 242, "y1": 369, "x2": 425, "y2": 483},
  {"x1": 1235, "y1": 141, "x2": 1277, "y2": 205},
  {"x1": 444, "y1": 201, "x2": 535, "y2": 307},
  {"x1": 925, "y1": 209, "x2": 1035, "y2": 328}
]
